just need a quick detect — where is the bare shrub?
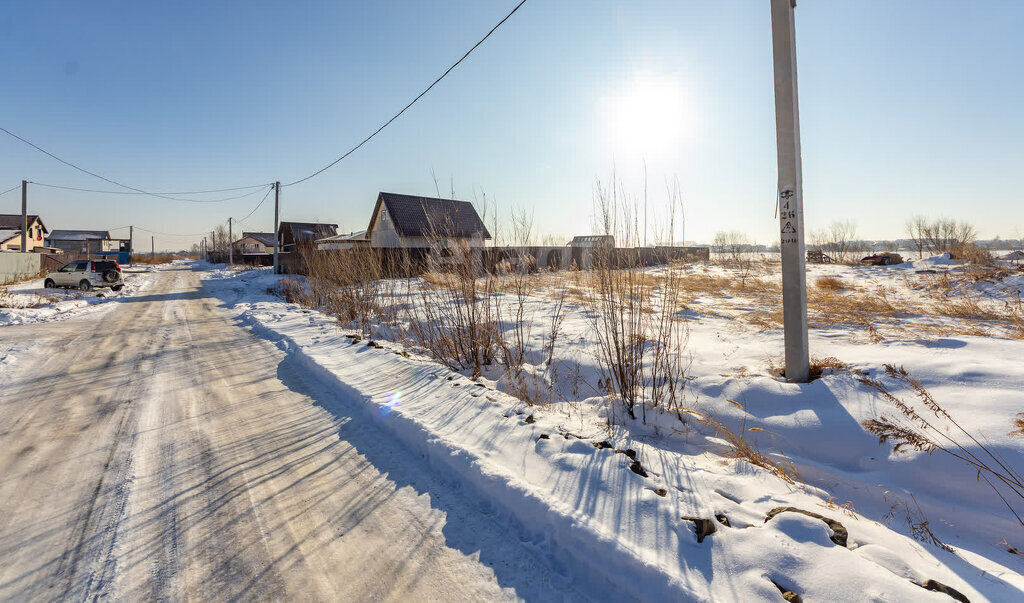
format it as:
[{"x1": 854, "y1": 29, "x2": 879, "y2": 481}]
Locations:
[
  {"x1": 296, "y1": 245, "x2": 396, "y2": 336},
  {"x1": 859, "y1": 365, "x2": 1024, "y2": 527},
  {"x1": 906, "y1": 216, "x2": 977, "y2": 257}
]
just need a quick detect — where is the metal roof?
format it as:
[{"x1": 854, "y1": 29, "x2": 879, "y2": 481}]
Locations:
[
  {"x1": 0, "y1": 214, "x2": 46, "y2": 232},
  {"x1": 48, "y1": 229, "x2": 111, "y2": 241},
  {"x1": 371, "y1": 192, "x2": 490, "y2": 239}
]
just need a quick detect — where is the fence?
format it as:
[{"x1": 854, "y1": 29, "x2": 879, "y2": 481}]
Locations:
[
  {"x1": 278, "y1": 245, "x2": 710, "y2": 277},
  {"x1": 0, "y1": 253, "x2": 42, "y2": 284}
]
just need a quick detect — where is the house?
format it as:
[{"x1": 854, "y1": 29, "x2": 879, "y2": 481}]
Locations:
[
  {"x1": 232, "y1": 232, "x2": 277, "y2": 254},
  {"x1": 366, "y1": 192, "x2": 490, "y2": 249},
  {"x1": 0, "y1": 214, "x2": 49, "y2": 251},
  {"x1": 47, "y1": 230, "x2": 112, "y2": 254},
  {"x1": 316, "y1": 230, "x2": 369, "y2": 251},
  {"x1": 278, "y1": 222, "x2": 338, "y2": 252}
]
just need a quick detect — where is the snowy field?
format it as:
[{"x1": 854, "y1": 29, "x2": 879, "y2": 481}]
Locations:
[{"x1": 198, "y1": 255, "x2": 1024, "y2": 602}]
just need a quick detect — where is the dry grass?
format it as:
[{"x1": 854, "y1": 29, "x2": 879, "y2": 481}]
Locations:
[
  {"x1": 1011, "y1": 413, "x2": 1024, "y2": 439},
  {"x1": 815, "y1": 276, "x2": 847, "y2": 291},
  {"x1": 132, "y1": 253, "x2": 180, "y2": 265},
  {"x1": 700, "y1": 405, "x2": 801, "y2": 485}
]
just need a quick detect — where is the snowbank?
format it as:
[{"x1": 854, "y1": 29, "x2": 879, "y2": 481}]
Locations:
[{"x1": 204, "y1": 267, "x2": 1024, "y2": 601}]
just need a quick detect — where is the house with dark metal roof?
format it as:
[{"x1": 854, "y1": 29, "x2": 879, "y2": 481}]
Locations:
[
  {"x1": 232, "y1": 232, "x2": 277, "y2": 254},
  {"x1": 278, "y1": 222, "x2": 338, "y2": 251},
  {"x1": 365, "y1": 192, "x2": 490, "y2": 249},
  {"x1": 0, "y1": 214, "x2": 48, "y2": 251}
]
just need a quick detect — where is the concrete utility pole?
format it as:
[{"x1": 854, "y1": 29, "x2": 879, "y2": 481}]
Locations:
[
  {"x1": 228, "y1": 217, "x2": 233, "y2": 265},
  {"x1": 20, "y1": 181, "x2": 27, "y2": 253},
  {"x1": 151, "y1": 236, "x2": 155, "y2": 258},
  {"x1": 273, "y1": 181, "x2": 280, "y2": 275},
  {"x1": 129, "y1": 225, "x2": 134, "y2": 267},
  {"x1": 203, "y1": 237, "x2": 207, "y2": 261},
  {"x1": 770, "y1": 0, "x2": 810, "y2": 383}
]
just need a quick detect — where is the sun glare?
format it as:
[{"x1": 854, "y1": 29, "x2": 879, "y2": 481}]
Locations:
[{"x1": 605, "y1": 75, "x2": 688, "y2": 155}]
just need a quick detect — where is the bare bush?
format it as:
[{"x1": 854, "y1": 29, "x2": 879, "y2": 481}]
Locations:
[{"x1": 906, "y1": 216, "x2": 977, "y2": 257}]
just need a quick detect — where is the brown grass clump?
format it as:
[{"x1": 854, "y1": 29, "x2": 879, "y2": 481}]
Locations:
[
  {"x1": 815, "y1": 276, "x2": 847, "y2": 291},
  {"x1": 1011, "y1": 413, "x2": 1024, "y2": 439}
]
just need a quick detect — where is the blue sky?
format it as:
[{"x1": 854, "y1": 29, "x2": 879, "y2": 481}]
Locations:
[{"x1": 1, "y1": 1, "x2": 1022, "y2": 250}]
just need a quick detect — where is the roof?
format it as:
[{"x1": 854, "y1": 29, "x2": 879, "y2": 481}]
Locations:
[
  {"x1": 316, "y1": 230, "x2": 367, "y2": 243},
  {"x1": 48, "y1": 229, "x2": 111, "y2": 241},
  {"x1": 279, "y1": 222, "x2": 338, "y2": 241},
  {"x1": 369, "y1": 192, "x2": 490, "y2": 239},
  {"x1": 239, "y1": 232, "x2": 277, "y2": 246},
  {"x1": 0, "y1": 229, "x2": 19, "y2": 243},
  {"x1": 0, "y1": 214, "x2": 47, "y2": 232}
]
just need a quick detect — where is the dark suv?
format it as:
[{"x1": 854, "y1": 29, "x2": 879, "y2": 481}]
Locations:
[{"x1": 44, "y1": 259, "x2": 125, "y2": 291}]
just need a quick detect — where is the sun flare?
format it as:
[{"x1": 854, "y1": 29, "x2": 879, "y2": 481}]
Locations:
[{"x1": 605, "y1": 75, "x2": 688, "y2": 155}]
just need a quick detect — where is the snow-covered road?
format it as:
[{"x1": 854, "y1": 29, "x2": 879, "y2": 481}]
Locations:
[{"x1": 0, "y1": 267, "x2": 570, "y2": 601}]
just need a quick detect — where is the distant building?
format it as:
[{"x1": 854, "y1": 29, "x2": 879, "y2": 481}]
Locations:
[
  {"x1": 233, "y1": 232, "x2": 277, "y2": 254},
  {"x1": 278, "y1": 222, "x2": 339, "y2": 252},
  {"x1": 568, "y1": 235, "x2": 614, "y2": 248},
  {"x1": 366, "y1": 192, "x2": 490, "y2": 249},
  {"x1": 47, "y1": 230, "x2": 112, "y2": 254},
  {"x1": 0, "y1": 214, "x2": 48, "y2": 252}
]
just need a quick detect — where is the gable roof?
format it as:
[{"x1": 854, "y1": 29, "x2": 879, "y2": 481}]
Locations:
[
  {"x1": 368, "y1": 192, "x2": 490, "y2": 239},
  {"x1": 49, "y1": 229, "x2": 111, "y2": 241},
  {"x1": 279, "y1": 222, "x2": 338, "y2": 241},
  {"x1": 0, "y1": 214, "x2": 47, "y2": 233},
  {"x1": 240, "y1": 232, "x2": 277, "y2": 246}
]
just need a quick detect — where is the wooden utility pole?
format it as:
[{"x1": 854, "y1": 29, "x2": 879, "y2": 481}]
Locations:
[
  {"x1": 770, "y1": 0, "x2": 810, "y2": 382},
  {"x1": 151, "y1": 236, "x2": 154, "y2": 258},
  {"x1": 129, "y1": 225, "x2": 134, "y2": 267},
  {"x1": 273, "y1": 181, "x2": 280, "y2": 274},
  {"x1": 20, "y1": 181, "x2": 27, "y2": 253},
  {"x1": 228, "y1": 217, "x2": 233, "y2": 265}
]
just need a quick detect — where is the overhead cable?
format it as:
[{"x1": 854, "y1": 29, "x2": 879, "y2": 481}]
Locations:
[
  {"x1": 0, "y1": 125, "x2": 268, "y2": 200},
  {"x1": 29, "y1": 181, "x2": 270, "y2": 203},
  {"x1": 283, "y1": 0, "x2": 527, "y2": 188},
  {"x1": 234, "y1": 186, "x2": 274, "y2": 223}
]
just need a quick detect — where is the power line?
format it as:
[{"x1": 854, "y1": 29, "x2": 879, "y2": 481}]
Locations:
[
  {"x1": 234, "y1": 186, "x2": 274, "y2": 223},
  {"x1": 128, "y1": 225, "x2": 212, "y2": 237},
  {"x1": 283, "y1": 0, "x2": 528, "y2": 188},
  {"x1": 29, "y1": 181, "x2": 270, "y2": 203},
  {"x1": 0, "y1": 125, "x2": 267, "y2": 200},
  {"x1": 0, "y1": 183, "x2": 21, "y2": 197}
]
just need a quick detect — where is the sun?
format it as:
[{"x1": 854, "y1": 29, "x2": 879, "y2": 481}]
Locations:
[{"x1": 605, "y1": 75, "x2": 689, "y2": 156}]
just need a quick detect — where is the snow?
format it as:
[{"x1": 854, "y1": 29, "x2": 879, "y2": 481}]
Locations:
[
  {"x1": 0, "y1": 261, "x2": 178, "y2": 326},
  {"x1": 199, "y1": 258, "x2": 1024, "y2": 602}
]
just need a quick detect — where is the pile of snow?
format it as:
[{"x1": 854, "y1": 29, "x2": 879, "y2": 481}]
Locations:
[
  {"x1": 203, "y1": 266, "x2": 1024, "y2": 601},
  {"x1": 0, "y1": 266, "x2": 160, "y2": 326}
]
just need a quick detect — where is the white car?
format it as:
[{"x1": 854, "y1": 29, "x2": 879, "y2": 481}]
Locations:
[{"x1": 44, "y1": 259, "x2": 125, "y2": 292}]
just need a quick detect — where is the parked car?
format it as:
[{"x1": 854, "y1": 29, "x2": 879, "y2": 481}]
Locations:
[{"x1": 44, "y1": 259, "x2": 124, "y2": 291}]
